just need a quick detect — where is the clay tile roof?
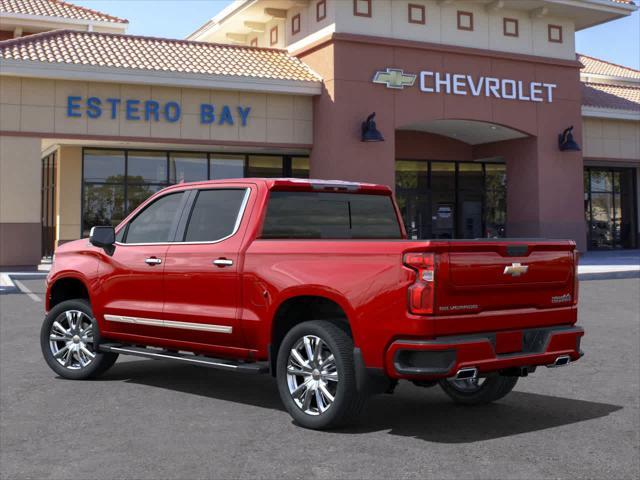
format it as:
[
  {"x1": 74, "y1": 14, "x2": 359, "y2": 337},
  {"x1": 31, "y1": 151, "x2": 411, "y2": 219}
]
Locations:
[
  {"x1": 0, "y1": 30, "x2": 322, "y2": 83},
  {"x1": 578, "y1": 54, "x2": 640, "y2": 80},
  {"x1": 582, "y1": 82, "x2": 640, "y2": 111},
  {"x1": 0, "y1": 0, "x2": 128, "y2": 24}
]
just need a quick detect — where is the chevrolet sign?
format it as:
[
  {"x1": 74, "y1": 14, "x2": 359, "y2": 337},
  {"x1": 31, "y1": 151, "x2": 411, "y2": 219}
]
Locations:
[
  {"x1": 372, "y1": 67, "x2": 557, "y2": 102},
  {"x1": 372, "y1": 68, "x2": 417, "y2": 89}
]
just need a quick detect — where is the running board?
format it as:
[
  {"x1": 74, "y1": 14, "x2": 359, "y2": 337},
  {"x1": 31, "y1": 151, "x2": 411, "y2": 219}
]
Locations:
[{"x1": 99, "y1": 344, "x2": 269, "y2": 374}]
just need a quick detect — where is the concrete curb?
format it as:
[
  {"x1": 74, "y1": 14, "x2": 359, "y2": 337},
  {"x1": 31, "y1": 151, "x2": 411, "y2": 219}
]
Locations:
[{"x1": 0, "y1": 272, "x2": 47, "y2": 294}]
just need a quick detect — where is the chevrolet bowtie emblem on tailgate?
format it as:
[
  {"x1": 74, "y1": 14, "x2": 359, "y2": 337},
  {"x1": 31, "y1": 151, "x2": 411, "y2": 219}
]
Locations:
[
  {"x1": 372, "y1": 68, "x2": 416, "y2": 89},
  {"x1": 504, "y1": 262, "x2": 529, "y2": 277}
]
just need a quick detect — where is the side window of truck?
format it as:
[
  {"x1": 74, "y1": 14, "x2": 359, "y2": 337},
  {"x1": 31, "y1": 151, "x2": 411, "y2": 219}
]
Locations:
[
  {"x1": 120, "y1": 192, "x2": 183, "y2": 244},
  {"x1": 182, "y1": 188, "x2": 248, "y2": 242}
]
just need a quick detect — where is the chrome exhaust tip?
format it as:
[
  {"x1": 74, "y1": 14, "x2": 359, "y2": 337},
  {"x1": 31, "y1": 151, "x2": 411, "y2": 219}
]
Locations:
[
  {"x1": 547, "y1": 355, "x2": 571, "y2": 368},
  {"x1": 455, "y1": 367, "x2": 478, "y2": 380}
]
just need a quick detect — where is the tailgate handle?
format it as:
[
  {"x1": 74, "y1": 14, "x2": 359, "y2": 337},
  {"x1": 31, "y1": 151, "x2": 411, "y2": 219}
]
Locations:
[{"x1": 506, "y1": 245, "x2": 528, "y2": 257}]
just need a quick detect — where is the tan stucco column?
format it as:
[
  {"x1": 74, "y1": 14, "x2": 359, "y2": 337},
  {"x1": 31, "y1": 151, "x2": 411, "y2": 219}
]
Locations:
[
  {"x1": 55, "y1": 146, "x2": 82, "y2": 246},
  {"x1": 0, "y1": 135, "x2": 42, "y2": 266}
]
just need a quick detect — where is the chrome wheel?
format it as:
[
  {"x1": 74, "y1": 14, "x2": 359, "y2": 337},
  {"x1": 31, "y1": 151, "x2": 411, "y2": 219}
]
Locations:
[
  {"x1": 448, "y1": 377, "x2": 487, "y2": 392},
  {"x1": 286, "y1": 335, "x2": 338, "y2": 416},
  {"x1": 48, "y1": 310, "x2": 95, "y2": 370}
]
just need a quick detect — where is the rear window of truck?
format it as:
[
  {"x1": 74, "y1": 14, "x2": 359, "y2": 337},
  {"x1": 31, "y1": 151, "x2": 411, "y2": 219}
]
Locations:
[{"x1": 261, "y1": 191, "x2": 402, "y2": 239}]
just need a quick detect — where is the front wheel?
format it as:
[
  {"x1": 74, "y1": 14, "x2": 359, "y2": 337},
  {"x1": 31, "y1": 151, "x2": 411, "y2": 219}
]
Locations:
[
  {"x1": 439, "y1": 374, "x2": 518, "y2": 405},
  {"x1": 276, "y1": 320, "x2": 367, "y2": 429},
  {"x1": 40, "y1": 299, "x2": 118, "y2": 380}
]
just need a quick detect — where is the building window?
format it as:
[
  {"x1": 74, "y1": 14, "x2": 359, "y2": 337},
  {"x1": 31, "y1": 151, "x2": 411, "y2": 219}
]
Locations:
[
  {"x1": 548, "y1": 24, "x2": 563, "y2": 43},
  {"x1": 250, "y1": 37, "x2": 258, "y2": 47},
  {"x1": 353, "y1": 0, "x2": 372, "y2": 18},
  {"x1": 291, "y1": 13, "x2": 301, "y2": 35},
  {"x1": 503, "y1": 18, "x2": 518, "y2": 37},
  {"x1": 316, "y1": 0, "x2": 326, "y2": 21},
  {"x1": 408, "y1": 4, "x2": 426, "y2": 25},
  {"x1": 81, "y1": 149, "x2": 309, "y2": 236},
  {"x1": 270, "y1": 26, "x2": 278, "y2": 46},
  {"x1": 457, "y1": 11, "x2": 473, "y2": 31}
]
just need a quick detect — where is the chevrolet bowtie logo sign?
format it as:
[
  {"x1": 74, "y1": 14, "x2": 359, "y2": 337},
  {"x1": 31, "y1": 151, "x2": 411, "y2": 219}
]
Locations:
[
  {"x1": 372, "y1": 68, "x2": 416, "y2": 90},
  {"x1": 503, "y1": 263, "x2": 529, "y2": 277}
]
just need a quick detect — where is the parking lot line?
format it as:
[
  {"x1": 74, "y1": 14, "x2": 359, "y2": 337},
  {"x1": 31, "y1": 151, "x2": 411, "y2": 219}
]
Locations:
[{"x1": 13, "y1": 279, "x2": 42, "y2": 303}]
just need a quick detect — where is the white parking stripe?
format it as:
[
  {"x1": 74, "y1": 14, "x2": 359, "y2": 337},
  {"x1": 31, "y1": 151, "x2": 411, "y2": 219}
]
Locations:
[{"x1": 13, "y1": 279, "x2": 42, "y2": 303}]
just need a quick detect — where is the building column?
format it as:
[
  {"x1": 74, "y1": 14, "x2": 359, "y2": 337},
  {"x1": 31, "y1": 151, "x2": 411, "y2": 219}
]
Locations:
[
  {"x1": 56, "y1": 146, "x2": 82, "y2": 246},
  {"x1": 0, "y1": 135, "x2": 42, "y2": 266}
]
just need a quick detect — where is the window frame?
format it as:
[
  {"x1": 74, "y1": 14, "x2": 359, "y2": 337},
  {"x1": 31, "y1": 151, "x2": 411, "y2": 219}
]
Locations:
[
  {"x1": 116, "y1": 191, "x2": 187, "y2": 246},
  {"x1": 548, "y1": 24, "x2": 563, "y2": 43},
  {"x1": 457, "y1": 11, "x2": 474, "y2": 31},
  {"x1": 503, "y1": 17, "x2": 519, "y2": 37},
  {"x1": 270, "y1": 25, "x2": 278, "y2": 46},
  {"x1": 353, "y1": 0, "x2": 372, "y2": 18},
  {"x1": 291, "y1": 13, "x2": 301, "y2": 35},
  {"x1": 408, "y1": 4, "x2": 426, "y2": 25},
  {"x1": 175, "y1": 187, "x2": 251, "y2": 245},
  {"x1": 316, "y1": 0, "x2": 326, "y2": 22}
]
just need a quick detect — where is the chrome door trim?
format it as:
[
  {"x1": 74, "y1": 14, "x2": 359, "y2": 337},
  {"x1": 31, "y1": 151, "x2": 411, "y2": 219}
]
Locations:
[
  {"x1": 104, "y1": 314, "x2": 233, "y2": 334},
  {"x1": 114, "y1": 188, "x2": 251, "y2": 247}
]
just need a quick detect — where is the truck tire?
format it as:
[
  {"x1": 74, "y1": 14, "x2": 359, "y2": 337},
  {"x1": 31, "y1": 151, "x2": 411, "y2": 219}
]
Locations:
[
  {"x1": 438, "y1": 374, "x2": 518, "y2": 405},
  {"x1": 276, "y1": 320, "x2": 367, "y2": 429},
  {"x1": 41, "y1": 299, "x2": 118, "y2": 380}
]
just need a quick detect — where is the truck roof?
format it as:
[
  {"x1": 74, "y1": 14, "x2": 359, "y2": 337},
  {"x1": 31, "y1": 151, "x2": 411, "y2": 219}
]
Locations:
[{"x1": 161, "y1": 178, "x2": 392, "y2": 195}]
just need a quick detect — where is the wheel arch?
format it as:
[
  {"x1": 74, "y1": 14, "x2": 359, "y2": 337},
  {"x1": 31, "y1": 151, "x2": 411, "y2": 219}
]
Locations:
[
  {"x1": 48, "y1": 275, "x2": 91, "y2": 311},
  {"x1": 269, "y1": 293, "x2": 353, "y2": 376}
]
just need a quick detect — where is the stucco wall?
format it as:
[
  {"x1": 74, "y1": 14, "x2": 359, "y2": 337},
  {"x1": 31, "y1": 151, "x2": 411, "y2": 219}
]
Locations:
[
  {"x1": 0, "y1": 77, "x2": 314, "y2": 146},
  {"x1": 330, "y1": 0, "x2": 575, "y2": 60},
  {"x1": 299, "y1": 36, "x2": 586, "y2": 249},
  {"x1": 582, "y1": 117, "x2": 640, "y2": 161},
  {"x1": 56, "y1": 146, "x2": 82, "y2": 244},
  {"x1": 0, "y1": 135, "x2": 42, "y2": 266}
]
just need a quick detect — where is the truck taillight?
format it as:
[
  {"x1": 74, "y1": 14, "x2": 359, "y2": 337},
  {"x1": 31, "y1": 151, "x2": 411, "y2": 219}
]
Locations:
[
  {"x1": 573, "y1": 251, "x2": 579, "y2": 305},
  {"x1": 404, "y1": 253, "x2": 435, "y2": 315}
]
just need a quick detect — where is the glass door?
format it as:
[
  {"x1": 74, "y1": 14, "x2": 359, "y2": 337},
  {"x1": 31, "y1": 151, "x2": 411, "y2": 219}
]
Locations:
[
  {"x1": 41, "y1": 153, "x2": 57, "y2": 259},
  {"x1": 585, "y1": 167, "x2": 638, "y2": 249},
  {"x1": 431, "y1": 162, "x2": 456, "y2": 239}
]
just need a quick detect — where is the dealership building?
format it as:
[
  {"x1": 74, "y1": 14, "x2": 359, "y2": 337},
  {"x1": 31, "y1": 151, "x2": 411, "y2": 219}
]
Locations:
[{"x1": 0, "y1": 0, "x2": 639, "y2": 266}]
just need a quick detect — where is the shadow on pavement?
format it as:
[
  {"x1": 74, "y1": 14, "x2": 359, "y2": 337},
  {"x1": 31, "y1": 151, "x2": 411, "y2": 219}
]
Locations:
[{"x1": 92, "y1": 359, "x2": 623, "y2": 443}]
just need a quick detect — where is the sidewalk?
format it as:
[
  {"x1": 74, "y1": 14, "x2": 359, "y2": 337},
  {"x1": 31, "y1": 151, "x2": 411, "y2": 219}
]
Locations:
[{"x1": 578, "y1": 249, "x2": 640, "y2": 280}]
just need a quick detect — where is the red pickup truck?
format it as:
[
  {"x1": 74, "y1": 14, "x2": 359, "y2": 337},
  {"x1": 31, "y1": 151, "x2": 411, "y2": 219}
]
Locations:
[{"x1": 41, "y1": 178, "x2": 583, "y2": 429}]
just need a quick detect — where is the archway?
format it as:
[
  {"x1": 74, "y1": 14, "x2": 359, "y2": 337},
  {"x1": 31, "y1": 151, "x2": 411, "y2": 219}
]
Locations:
[{"x1": 394, "y1": 119, "x2": 532, "y2": 240}]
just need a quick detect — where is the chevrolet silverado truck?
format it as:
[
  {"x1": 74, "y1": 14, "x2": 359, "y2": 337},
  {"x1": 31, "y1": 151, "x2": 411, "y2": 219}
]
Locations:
[{"x1": 41, "y1": 178, "x2": 583, "y2": 429}]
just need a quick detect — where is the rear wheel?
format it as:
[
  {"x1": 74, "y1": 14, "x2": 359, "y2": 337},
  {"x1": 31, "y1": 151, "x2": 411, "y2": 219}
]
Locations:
[
  {"x1": 41, "y1": 299, "x2": 118, "y2": 380},
  {"x1": 439, "y1": 374, "x2": 517, "y2": 405},
  {"x1": 276, "y1": 320, "x2": 367, "y2": 429}
]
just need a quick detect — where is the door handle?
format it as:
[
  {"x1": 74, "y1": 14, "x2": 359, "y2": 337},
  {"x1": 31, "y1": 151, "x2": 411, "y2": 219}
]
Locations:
[
  {"x1": 213, "y1": 258, "x2": 233, "y2": 267},
  {"x1": 145, "y1": 257, "x2": 162, "y2": 265}
]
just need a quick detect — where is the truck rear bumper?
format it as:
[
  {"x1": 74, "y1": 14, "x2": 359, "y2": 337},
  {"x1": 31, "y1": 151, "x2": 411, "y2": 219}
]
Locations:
[{"x1": 386, "y1": 325, "x2": 584, "y2": 379}]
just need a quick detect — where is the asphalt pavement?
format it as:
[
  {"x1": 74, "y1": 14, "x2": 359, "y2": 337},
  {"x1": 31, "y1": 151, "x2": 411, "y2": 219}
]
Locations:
[{"x1": 1, "y1": 277, "x2": 638, "y2": 479}]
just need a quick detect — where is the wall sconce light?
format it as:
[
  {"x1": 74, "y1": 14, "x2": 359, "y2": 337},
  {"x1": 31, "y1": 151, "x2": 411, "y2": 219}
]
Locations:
[
  {"x1": 558, "y1": 126, "x2": 580, "y2": 151},
  {"x1": 361, "y1": 112, "x2": 384, "y2": 142}
]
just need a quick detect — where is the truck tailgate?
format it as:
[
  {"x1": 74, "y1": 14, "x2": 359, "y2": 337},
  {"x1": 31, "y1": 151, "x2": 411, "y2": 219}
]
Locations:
[{"x1": 435, "y1": 241, "x2": 577, "y2": 314}]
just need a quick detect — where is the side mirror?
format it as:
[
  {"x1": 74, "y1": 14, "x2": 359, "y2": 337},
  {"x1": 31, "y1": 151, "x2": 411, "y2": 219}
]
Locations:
[{"x1": 89, "y1": 226, "x2": 116, "y2": 255}]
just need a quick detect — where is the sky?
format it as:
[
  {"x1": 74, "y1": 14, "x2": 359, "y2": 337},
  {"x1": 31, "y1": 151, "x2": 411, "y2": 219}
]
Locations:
[{"x1": 74, "y1": 0, "x2": 639, "y2": 69}]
